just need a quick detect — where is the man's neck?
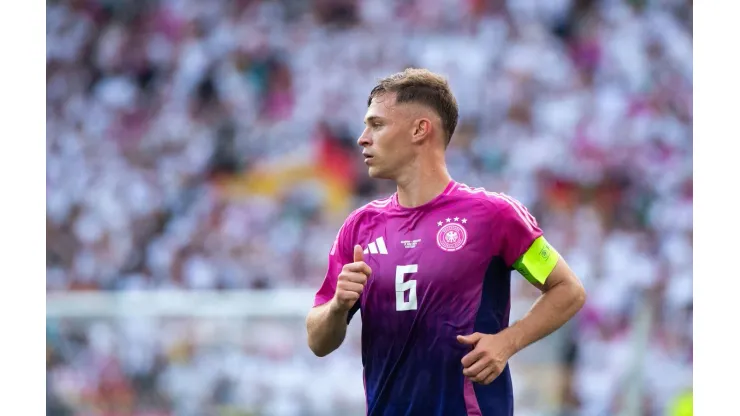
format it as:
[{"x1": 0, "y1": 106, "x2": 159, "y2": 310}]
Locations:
[{"x1": 395, "y1": 160, "x2": 452, "y2": 208}]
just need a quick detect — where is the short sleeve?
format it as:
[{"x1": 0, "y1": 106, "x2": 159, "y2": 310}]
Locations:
[
  {"x1": 493, "y1": 195, "x2": 560, "y2": 285},
  {"x1": 313, "y1": 216, "x2": 355, "y2": 308},
  {"x1": 494, "y1": 195, "x2": 544, "y2": 268}
]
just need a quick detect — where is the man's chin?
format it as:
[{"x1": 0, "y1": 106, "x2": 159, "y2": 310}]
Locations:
[{"x1": 367, "y1": 167, "x2": 387, "y2": 179}]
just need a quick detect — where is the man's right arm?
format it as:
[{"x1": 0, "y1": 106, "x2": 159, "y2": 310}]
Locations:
[
  {"x1": 306, "y1": 301, "x2": 351, "y2": 357},
  {"x1": 306, "y1": 244, "x2": 370, "y2": 357}
]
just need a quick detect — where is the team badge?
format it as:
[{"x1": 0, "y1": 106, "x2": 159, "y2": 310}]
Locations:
[{"x1": 436, "y1": 217, "x2": 468, "y2": 252}]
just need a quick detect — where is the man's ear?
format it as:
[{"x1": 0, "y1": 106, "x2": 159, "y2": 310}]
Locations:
[{"x1": 411, "y1": 118, "x2": 433, "y2": 144}]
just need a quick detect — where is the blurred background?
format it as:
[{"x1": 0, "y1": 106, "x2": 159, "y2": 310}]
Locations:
[{"x1": 46, "y1": 0, "x2": 693, "y2": 415}]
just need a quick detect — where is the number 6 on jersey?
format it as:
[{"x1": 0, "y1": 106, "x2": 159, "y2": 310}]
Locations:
[{"x1": 395, "y1": 264, "x2": 418, "y2": 311}]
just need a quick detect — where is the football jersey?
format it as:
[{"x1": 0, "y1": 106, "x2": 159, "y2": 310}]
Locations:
[{"x1": 313, "y1": 180, "x2": 557, "y2": 416}]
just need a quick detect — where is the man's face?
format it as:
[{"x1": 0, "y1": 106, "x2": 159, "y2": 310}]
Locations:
[{"x1": 357, "y1": 93, "x2": 415, "y2": 180}]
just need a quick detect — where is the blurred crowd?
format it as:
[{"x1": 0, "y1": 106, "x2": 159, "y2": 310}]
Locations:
[{"x1": 46, "y1": 0, "x2": 693, "y2": 415}]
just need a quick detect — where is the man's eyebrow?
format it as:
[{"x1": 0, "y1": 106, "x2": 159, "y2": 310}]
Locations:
[{"x1": 363, "y1": 116, "x2": 382, "y2": 125}]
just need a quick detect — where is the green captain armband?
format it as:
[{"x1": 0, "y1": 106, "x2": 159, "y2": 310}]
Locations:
[{"x1": 512, "y1": 236, "x2": 559, "y2": 285}]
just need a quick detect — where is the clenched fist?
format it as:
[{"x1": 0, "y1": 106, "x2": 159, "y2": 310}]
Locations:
[{"x1": 331, "y1": 245, "x2": 372, "y2": 313}]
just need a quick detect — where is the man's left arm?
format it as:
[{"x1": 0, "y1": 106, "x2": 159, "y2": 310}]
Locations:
[
  {"x1": 458, "y1": 198, "x2": 586, "y2": 385},
  {"x1": 504, "y1": 247, "x2": 586, "y2": 355}
]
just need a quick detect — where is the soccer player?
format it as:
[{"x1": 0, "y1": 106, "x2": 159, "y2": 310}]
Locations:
[{"x1": 306, "y1": 68, "x2": 586, "y2": 416}]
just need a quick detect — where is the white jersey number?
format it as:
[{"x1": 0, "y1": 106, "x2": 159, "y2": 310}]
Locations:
[{"x1": 395, "y1": 264, "x2": 418, "y2": 311}]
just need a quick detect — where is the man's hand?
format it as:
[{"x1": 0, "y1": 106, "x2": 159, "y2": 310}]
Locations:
[
  {"x1": 331, "y1": 245, "x2": 372, "y2": 313},
  {"x1": 457, "y1": 332, "x2": 514, "y2": 385}
]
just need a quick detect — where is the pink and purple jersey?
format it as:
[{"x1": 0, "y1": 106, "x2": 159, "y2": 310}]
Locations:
[{"x1": 314, "y1": 180, "x2": 544, "y2": 416}]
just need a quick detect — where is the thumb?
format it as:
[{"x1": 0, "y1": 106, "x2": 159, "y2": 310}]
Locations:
[
  {"x1": 457, "y1": 333, "x2": 483, "y2": 345},
  {"x1": 353, "y1": 244, "x2": 364, "y2": 263}
]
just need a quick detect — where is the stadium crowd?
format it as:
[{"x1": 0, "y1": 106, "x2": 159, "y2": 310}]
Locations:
[{"x1": 46, "y1": 0, "x2": 693, "y2": 415}]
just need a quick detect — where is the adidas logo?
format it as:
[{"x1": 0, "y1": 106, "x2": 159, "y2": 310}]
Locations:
[{"x1": 362, "y1": 237, "x2": 388, "y2": 255}]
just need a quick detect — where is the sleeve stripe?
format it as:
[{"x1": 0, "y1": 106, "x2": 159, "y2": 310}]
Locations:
[
  {"x1": 329, "y1": 228, "x2": 341, "y2": 256},
  {"x1": 498, "y1": 193, "x2": 538, "y2": 228},
  {"x1": 490, "y1": 193, "x2": 536, "y2": 231},
  {"x1": 457, "y1": 184, "x2": 538, "y2": 231}
]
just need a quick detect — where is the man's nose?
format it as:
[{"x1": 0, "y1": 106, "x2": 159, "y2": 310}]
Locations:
[{"x1": 357, "y1": 132, "x2": 371, "y2": 147}]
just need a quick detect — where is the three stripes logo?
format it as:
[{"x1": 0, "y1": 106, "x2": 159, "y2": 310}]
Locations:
[{"x1": 362, "y1": 237, "x2": 388, "y2": 255}]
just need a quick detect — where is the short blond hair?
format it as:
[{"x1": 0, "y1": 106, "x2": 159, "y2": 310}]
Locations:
[{"x1": 368, "y1": 68, "x2": 459, "y2": 146}]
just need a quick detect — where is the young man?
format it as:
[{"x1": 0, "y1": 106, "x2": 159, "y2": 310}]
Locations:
[{"x1": 306, "y1": 68, "x2": 586, "y2": 416}]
